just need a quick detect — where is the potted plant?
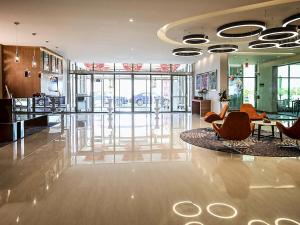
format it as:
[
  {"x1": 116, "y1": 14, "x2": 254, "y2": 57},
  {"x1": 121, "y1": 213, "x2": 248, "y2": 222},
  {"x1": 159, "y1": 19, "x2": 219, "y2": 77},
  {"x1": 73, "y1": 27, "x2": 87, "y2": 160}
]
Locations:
[{"x1": 218, "y1": 90, "x2": 230, "y2": 109}]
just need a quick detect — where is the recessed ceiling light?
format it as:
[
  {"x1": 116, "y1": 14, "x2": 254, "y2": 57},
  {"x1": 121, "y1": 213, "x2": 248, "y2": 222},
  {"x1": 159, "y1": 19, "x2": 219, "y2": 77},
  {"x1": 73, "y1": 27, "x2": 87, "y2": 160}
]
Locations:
[{"x1": 129, "y1": 18, "x2": 134, "y2": 22}]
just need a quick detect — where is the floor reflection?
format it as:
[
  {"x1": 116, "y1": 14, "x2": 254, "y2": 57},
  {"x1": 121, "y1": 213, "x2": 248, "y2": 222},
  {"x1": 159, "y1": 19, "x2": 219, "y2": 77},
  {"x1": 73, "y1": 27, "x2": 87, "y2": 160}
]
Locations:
[
  {"x1": 0, "y1": 113, "x2": 299, "y2": 225},
  {"x1": 67, "y1": 113, "x2": 192, "y2": 165}
]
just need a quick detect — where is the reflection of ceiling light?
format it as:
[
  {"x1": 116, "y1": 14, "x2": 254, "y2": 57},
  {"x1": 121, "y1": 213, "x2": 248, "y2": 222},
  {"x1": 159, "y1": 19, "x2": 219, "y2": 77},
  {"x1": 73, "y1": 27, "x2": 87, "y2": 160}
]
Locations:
[
  {"x1": 183, "y1": 34, "x2": 209, "y2": 44},
  {"x1": 249, "y1": 40, "x2": 278, "y2": 49},
  {"x1": 185, "y1": 222, "x2": 204, "y2": 225},
  {"x1": 283, "y1": 13, "x2": 300, "y2": 27},
  {"x1": 248, "y1": 219, "x2": 270, "y2": 225},
  {"x1": 206, "y1": 203, "x2": 238, "y2": 219},
  {"x1": 172, "y1": 201, "x2": 202, "y2": 218},
  {"x1": 277, "y1": 37, "x2": 300, "y2": 49},
  {"x1": 217, "y1": 21, "x2": 266, "y2": 38},
  {"x1": 172, "y1": 48, "x2": 202, "y2": 56},
  {"x1": 259, "y1": 27, "x2": 298, "y2": 41},
  {"x1": 275, "y1": 218, "x2": 300, "y2": 225},
  {"x1": 129, "y1": 18, "x2": 134, "y2": 22},
  {"x1": 208, "y1": 44, "x2": 238, "y2": 53}
]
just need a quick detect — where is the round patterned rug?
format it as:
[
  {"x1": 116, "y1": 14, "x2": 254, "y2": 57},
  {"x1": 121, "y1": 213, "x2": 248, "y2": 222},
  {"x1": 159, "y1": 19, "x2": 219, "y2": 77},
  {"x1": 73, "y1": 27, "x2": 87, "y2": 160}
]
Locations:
[{"x1": 180, "y1": 128, "x2": 300, "y2": 157}]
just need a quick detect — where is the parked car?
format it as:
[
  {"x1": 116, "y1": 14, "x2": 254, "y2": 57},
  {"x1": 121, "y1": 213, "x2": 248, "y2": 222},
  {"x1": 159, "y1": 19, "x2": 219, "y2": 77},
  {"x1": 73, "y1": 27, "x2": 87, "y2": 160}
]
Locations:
[{"x1": 134, "y1": 92, "x2": 170, "y2": 108}]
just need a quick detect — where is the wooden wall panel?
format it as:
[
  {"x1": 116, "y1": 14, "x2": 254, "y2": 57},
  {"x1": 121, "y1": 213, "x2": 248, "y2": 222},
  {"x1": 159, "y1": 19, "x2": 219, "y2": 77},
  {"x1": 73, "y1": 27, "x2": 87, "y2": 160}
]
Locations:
[{"x1": 2, "y1": 46, "x2": 41, "y2": 98}]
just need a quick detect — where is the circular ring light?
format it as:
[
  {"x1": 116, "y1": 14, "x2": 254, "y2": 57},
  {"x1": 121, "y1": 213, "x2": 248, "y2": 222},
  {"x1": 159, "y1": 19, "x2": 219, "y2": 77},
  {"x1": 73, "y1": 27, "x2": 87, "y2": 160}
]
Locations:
[
  {"x1": 172, "y1": 48, "x2": 202, "y2": 56},
  {"x1": 283, "y1": 13, "x2": 300, "y2": 27},
  {"x1": 259, "y1": 27, "x2": 298, "y2": 41},
  {"x1": 248, "y1": 219, "x2": 270, "y2": 225},
  {"x1": 275, "y1": 218, "x2": 300, "y2": 225},
  {"x1": 278, "y1": 37, "x2": 300, "y2": 48},
  {"x1": 206, "y1": 203, "x2": 238, "y2": 219},
  {"x1": 217, "y1": 20, "x2": 266, "y2": 38},
  {"x1": 183, "y1": 34, "x2": 210, "y2": 44},
  {"x1": 172, "y1": 201, "x2": 202, "y2": 218},
  {"x1": 185, "y1": 222, "x2": 204, "y2": 225},
  {"x1": 208, "y1": 44, "x2": 238, "y2": 53},
  {"x1": 249, "y1": 40, "x2": 278, "y2": 49}
]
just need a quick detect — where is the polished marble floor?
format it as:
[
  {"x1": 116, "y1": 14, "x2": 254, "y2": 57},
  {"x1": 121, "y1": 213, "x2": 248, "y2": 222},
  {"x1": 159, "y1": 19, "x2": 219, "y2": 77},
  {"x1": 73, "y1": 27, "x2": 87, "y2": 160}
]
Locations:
[{"x1": 1, "y1": 113, "x2": 300, "y2": 225}]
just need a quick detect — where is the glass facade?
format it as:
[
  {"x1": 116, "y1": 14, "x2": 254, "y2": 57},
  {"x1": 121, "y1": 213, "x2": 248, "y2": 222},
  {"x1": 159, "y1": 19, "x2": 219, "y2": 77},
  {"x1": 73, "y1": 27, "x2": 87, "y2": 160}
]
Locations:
[
  {"x1": 228, "y1": 64, "x2": 257, "y2": 110},
  {"x1": 68, "y1": 63, "x2": 192, "y2": 113},
  {"x1": 277, "y1": 63, "x2": 300, "y2": 114}
]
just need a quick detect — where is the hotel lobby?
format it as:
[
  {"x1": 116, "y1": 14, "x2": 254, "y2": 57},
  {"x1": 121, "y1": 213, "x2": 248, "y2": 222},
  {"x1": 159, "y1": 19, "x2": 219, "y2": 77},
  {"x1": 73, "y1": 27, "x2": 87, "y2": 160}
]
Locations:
[{"x1": 1, "y1": 1, "x2": 300, "y2": 225}]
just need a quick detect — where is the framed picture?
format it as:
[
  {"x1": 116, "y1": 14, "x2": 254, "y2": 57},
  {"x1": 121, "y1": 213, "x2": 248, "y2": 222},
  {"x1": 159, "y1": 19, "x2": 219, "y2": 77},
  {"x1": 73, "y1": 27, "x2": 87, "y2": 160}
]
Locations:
[
  {"x1": 43, "y1": 52, "x2": 50, "y2": 71},
  {"x1": 195, "y1": 70, "x2": 218, "y2": 91},
  {"x1": 209, "y1": 70, "x2": 218, "y2": 90}
]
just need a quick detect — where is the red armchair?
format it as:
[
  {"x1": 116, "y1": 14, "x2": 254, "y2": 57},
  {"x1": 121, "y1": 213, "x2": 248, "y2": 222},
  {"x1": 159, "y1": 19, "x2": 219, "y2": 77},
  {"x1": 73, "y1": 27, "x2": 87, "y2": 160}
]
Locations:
[
  {"x1": 276, "y1": 118, "x2": 300, "y2": 144},
  {"x1": 204, "y1": 104, "x2": 229, "y2": 123},
  {"x1": 240, "y1": 104, "x2": 267, "y2": 121},
  {"x1": 212, "y1": 112, "x2": 253, "y2": 141}
]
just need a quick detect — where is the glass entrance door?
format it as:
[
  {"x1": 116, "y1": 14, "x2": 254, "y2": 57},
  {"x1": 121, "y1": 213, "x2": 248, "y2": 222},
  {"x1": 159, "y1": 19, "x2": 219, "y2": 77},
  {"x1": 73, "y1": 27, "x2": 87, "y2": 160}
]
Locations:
[
  {"x1": 172, "y1": 76, "x2": 187, "y2": 111},
  {"x1": 93, "y1": 74, "x2": 114, "y2": 112},
  {"x1": 151, "y1": 75, "x2": 171, "y2": 112},
  {"x1": 115, "y1": 74, "x2": 132, "y2": 112},
  {"x1": 134, "y1": 75, "x2": 151, "y2": 112},
  {"x1": 76, "y1": 74, "x2": 92, "y2": 112}
]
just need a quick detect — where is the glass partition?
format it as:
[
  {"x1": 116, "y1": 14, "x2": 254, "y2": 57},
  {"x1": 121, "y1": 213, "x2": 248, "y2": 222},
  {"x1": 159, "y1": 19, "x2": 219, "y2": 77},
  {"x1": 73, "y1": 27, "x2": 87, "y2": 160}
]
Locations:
[
  {"x1": 115, "y1": 74, "x2": 132, "y2": 112},
  {"x1": 172, "y1": 76, "x2": 186, "y2": 111}
]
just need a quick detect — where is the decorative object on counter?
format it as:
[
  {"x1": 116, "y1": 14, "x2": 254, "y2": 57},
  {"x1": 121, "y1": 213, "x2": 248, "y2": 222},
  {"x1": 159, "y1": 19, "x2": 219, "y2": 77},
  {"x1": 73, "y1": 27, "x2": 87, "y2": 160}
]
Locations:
[
  {"x1": 263, "y1": 118, "x2": 271, "y2": 123},
  {"x1": 198, "y1": 88, "x2": 208, "y2": 100}
]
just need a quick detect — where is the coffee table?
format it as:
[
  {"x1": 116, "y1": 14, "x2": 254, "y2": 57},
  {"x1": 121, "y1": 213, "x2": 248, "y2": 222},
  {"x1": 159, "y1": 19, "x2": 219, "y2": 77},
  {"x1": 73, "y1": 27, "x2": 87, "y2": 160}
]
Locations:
[{"x1": 252, "y1": 120, "x2": 277, "y2": 141}]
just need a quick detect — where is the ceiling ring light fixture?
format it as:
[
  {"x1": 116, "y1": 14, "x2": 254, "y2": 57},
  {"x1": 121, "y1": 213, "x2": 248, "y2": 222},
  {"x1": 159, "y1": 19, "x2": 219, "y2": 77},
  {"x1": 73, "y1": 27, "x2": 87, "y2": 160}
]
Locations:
[
  {"x1": 217, "y1": 20, "x2": 266, "y2": 38},
  {"x1": 249, "y1": 40, "x2": 278, "y2": 49},
  {"x1": 208, "y1": 44, "x2": 238, "y2": 53},
  {"x1": 206, "y1": 203, "x2": 238, "y2": 219},
  {"x1": 282, "y1": 13, "x2": 300, "y2": 27},
  {"x1": 172, "y1": 48, "x2": 202, "y2": 56},
  {"x1": 259, "y1": 27, "x2": 298, "y2": 41},
  {"x1": 183, "y1": 34, "x2": 209, "y2": 44},
  {"x1": 277, "y1": 37, "x2": 300, "y2": 49}
]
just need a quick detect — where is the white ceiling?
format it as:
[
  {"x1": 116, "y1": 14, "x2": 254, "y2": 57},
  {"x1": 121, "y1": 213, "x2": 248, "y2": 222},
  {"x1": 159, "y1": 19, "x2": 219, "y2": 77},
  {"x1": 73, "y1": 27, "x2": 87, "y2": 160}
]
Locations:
[{"x1": 0, "y1": 0, "x2": 299, "y2": 63}]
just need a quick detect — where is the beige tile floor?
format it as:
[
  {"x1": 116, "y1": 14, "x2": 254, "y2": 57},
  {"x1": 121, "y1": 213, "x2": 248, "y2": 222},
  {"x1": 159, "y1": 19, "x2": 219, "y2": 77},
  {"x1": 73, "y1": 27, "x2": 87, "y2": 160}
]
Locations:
[{"x1": 0, "y1": 113, "x2": 300, "y2": 225}]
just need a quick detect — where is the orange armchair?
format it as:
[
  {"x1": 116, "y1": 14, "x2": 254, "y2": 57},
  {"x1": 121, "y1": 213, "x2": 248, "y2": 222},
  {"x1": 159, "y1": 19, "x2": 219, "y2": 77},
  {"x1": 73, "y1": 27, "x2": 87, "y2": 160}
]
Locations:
[
  {"x1": 212, "y1": 112, "x2": 252, "y2": 141},
  {"x1": 276, "y1": 118, "x2": 300, "y2": 142},
  {"x1": 240, "y1": 104, "x2": 267, "y2": 121},
  {"x1": 204, "y1": 104, "x2": 229, "y2": 123}
]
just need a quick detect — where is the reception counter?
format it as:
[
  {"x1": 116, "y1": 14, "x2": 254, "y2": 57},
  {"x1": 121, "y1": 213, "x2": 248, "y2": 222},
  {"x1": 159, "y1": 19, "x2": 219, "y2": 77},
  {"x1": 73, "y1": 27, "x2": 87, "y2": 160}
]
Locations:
[{"x1": 192, "y1": 99, "x2": 211, "y2": 116}]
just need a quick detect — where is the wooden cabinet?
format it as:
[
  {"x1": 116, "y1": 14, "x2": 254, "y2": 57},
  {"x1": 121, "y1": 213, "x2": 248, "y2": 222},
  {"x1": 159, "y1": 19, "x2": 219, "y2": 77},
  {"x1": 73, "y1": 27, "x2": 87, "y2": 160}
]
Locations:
[{"x1": 192, "y1": 99, "x2": 211, "y2": 116}]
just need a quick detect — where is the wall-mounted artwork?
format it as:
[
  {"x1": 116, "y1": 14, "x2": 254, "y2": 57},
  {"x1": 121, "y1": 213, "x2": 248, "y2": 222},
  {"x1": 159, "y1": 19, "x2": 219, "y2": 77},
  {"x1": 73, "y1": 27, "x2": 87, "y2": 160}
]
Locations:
[{"x1": 196, "y1": 70, "x2": 218, "y2": 91}]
